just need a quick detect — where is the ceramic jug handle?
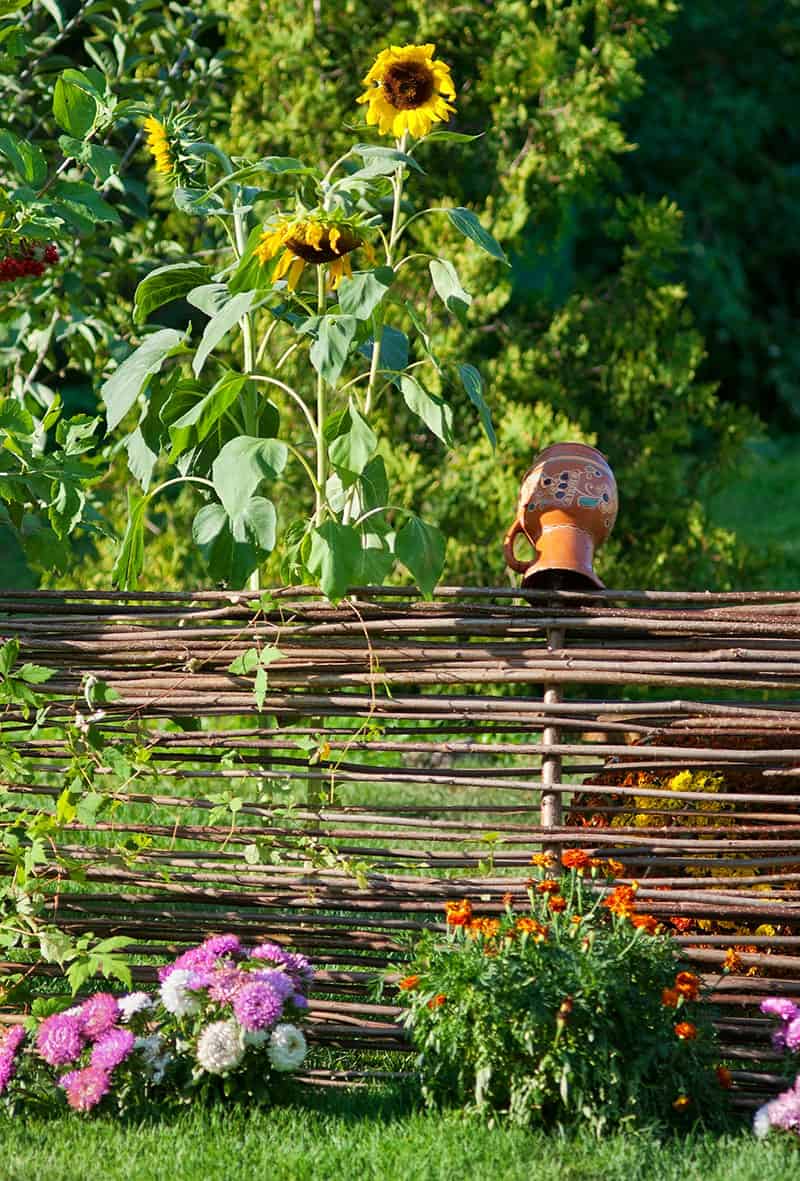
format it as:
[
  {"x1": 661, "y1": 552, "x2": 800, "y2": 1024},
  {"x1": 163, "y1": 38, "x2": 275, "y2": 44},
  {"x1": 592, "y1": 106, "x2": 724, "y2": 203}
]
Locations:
[{"x1": 503, "y1": 517, "x2": 531, "y2": 573}]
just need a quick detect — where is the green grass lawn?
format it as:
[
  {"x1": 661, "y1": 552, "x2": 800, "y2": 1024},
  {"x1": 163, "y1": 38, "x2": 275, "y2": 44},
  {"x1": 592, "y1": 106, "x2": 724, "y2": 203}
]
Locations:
[{"x1": 1, "y1": 1085, "x2": 798, "y2": 1181}]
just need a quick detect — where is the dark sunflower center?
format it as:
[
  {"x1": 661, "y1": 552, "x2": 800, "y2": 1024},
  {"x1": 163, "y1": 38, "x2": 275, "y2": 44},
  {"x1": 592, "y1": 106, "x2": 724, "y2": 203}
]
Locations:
[
  {"x1": 286, "y1": 227, "x2": 360, "y2": 264},
  {"x1": 382, "y1": 61, "x2": 435, "y2": 110}
]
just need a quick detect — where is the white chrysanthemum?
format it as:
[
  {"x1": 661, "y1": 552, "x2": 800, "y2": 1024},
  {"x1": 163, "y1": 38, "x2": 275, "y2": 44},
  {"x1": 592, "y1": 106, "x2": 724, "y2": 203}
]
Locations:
[
  {"x1": 135, "y1": 1034, "x2": 163, "y2": 1061},
  {"x1": 119, "y1": 992, "x2": 154, "y2": 1023},
  {"x1": 135, "y1": 1034, "x2": 172, "y2": 1083},
  {"x1": 753, "y1": 1103, "x2": 773, "y2": 1139},
  {"x1": 267, "y1": 1023, "x2": 307, "y2": 1072},
  {"x1": 160, "y1": 969, "x2": 202, "y2": 1017},
  {"x1": 196, "y1": 1020, "x2": 244, "y2": 1075}
]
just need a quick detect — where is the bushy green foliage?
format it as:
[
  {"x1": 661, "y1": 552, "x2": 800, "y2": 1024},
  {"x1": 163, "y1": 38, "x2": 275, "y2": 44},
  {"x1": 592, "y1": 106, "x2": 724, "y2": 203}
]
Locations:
[
  {"x1": 394, "y1": 866, "x2": 728, "y2": 1130},
  {"x1": 619, "y1": 1, "x2": 800, "y2": 425},
  {"x1": 223, "y1": 0, "x2": 755, "y2": 590}
]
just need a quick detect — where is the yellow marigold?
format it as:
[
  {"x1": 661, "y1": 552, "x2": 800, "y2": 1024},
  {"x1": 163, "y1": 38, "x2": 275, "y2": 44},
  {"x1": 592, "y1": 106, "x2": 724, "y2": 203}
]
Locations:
[
  {"x1": 255, "y1": 213, "x2": 363, "y2": 291},
  {"x1": 531, "y1": 852, "x2": 556, "y2": 868},
  {"x1": 143, "y1": 116, "x2": 172, "y2": 176},
  {"x1": 672, "y1": 1095, "x2": 691, "y2": 1112},
  {"x1": 605, "y1": 858, "x2": 625, "y2": 878},
  {"x1": 357, "y1": 43, "x2": 456, "y2": 138},
  {"x1": 723, "y1": 947, "x2": 742, "y2": 973}
]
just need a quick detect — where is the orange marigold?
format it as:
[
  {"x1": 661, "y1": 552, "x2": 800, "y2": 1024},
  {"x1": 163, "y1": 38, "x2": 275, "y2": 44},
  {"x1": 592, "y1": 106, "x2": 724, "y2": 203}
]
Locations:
[
  {"x1": 398, "y1": 975, "x2": 420, "y2": 991},
  {"x1": 602, "y1": 884, "x2": 638, "y2": 918},
  {"x1": 669, "y1": 915, "x2": 695, "y2": 934},
  {"x1": 674, "y1": 1022, "x2": 698, "y2": 1040},
  {"x1": 662, "y1": 988, "x2": 680, "y2": 1008},
  {"x1": 468, "y1": 917, "x2": 500, "y2": 939},
  {"x1": 501, "y1": 892, "x2": 513, "y2": 907},
  {"x1": 605, "y1": 858, "x2": 625, "y2": 878},
  {"x1": 536, "y1": 879, "x2": 560, "y2": 894},
  {"x1": 716, "y1": 1065, "x2": 733, "y2": 1089},
  {"x1": 515, "y1": 917, "x2": 547, "y2": 937},
  {"x1": 427, "y1": 993, "x2": 446, "y2": 1010},
  {"x1": 561, "y1": 849, "x2": 590, "y2": 871},
  {"x1": 675, "y1": 971, "x2": 700, "y2": 1000},
  {"x1": 548, "y1": 895, "x2": 567, "y2": 913},
  {"x1": 630, "y1": 913, "x2": 659, "y2": 935},
  {"x1": 445, "y1": 899, "x2": 472, "y2": 927}
]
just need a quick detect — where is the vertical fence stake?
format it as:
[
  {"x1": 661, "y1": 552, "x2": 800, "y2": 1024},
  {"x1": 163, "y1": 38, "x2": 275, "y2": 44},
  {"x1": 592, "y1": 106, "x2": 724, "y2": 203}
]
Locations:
[{"x1": 540, "y1": 626, "x2": 564, "y2": 830}]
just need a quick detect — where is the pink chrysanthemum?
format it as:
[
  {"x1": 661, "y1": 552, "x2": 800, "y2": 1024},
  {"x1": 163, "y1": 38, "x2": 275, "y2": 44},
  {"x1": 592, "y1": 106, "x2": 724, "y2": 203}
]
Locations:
[
  {"x1": 0, "y1": 1026, "x2": 26, "y2": 1093},
  {"x1": 252, "y1": 969, "x2": 294, "y2": 1001},
  {"x1": 90, "y1": 1027, "x2": 136, "y2": 1070},
  {"x1": 207, "y1": 967, "x2": 248, "y2": 1005},
  {"x1": 63, "y1": 1065, "x2": 111, "y2": 1112},
  {"x1": 36, "y1": 1013, "x2": 85, "y2": 1067},
  {"x1": 761, "y1": 997, "x2": 800, "y2": 1022},
  {"x1": 232, "y1": 980, "x2": 284, "y2": 1031},
  {"x1": 79, "y1": 993, "x2": 120, "y2": 1040},
  {"x1": 159, "y1": 934, "x2": 243, "y2": 982}
]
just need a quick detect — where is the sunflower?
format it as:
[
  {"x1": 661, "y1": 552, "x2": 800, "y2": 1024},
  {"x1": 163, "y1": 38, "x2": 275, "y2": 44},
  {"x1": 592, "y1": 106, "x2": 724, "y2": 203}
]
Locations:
[
  {"x1": 357, "y1": 43, "x2": 455, "y2": 138},
  {"x1": 143, "y1": 116, "x2": 173, "y2": 176},
  {"x1": 255, "y1": 213, "x2": 364, "y2": 291}
]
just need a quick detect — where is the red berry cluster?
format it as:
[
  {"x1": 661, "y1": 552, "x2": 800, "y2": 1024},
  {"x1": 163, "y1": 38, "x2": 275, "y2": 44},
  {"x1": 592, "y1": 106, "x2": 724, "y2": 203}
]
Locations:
[{"x1": 0, "y1": 241, "x2": 59, "y2": 283}]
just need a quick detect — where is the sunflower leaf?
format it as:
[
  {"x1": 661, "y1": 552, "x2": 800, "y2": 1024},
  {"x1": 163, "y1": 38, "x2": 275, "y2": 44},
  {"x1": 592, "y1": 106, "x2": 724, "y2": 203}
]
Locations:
[
  {"x1": 400, "y1": 373, "x2": 453, "y2": 447},
  {"x1": 352, "y1": 144, "x2": 423, "y2": 173},
  {"x1": 457, "y1": 363, "x2": 496, "y2": 448},
  {"x1": 447, "y1": 207, "x2": 509, "y2": 264},
  {"x1": 337, "y1": 267, "x2": 394, "y2": 319},
  {"x1": 429, "y1": 258, "x2": 472, "y2": 323},
  {"x1": 396, "y1": 516, "x2": 445, "y2": 598}
]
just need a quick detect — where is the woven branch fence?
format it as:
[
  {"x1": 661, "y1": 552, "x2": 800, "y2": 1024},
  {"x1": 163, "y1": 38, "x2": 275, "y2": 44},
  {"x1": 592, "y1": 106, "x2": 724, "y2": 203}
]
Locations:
[{"x1": 2, "y1": 586, "x2": 800, "y2": 1100}]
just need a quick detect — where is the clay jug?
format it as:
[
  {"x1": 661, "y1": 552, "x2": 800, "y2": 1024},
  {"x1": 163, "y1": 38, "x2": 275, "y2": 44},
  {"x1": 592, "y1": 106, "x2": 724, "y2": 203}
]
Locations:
[{"x1": 503, "y1": 443, "x2": 618, "y2": 590}]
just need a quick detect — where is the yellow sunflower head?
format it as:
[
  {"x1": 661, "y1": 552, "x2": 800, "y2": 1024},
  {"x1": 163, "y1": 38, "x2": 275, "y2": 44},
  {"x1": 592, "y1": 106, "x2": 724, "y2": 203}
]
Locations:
[
  {"x1": 143, "y1": 115, "x2": 173, "y2": 176},
  {"x1": 255, "y1": 213, "x2": 365, "y2": 291},
  {"x1": 356, "y1": 43, "x2": 456, "y2": 139}
]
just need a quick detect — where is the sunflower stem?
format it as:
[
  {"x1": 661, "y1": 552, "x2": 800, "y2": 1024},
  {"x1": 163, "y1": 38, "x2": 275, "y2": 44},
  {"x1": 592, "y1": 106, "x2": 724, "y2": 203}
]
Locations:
[
  {"x1": 364, "y1": 134, "x2": 408, "y2": 417},
  {"x1": 315, "y1": 265, "x2": 328, "y2": 524}
]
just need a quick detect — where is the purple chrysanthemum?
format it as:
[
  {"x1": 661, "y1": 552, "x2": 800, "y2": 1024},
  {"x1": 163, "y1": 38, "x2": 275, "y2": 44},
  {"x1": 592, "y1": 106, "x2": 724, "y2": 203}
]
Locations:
[
  {"x1": 79, "y1": 993, "x2": 120, "y2": 1040},
  {"x1": 203, "y1": 934, "x2": 242, "y2": 959},
  {"x1": 761, "y1": 997, "x2": 800, "y2": 1022},
  {"x1": 0, "y1": 1026, "x2": 26, "y2": 1094},
  {"x1": 252, "y1": 969, "x2": 294, "y2": 1001},
  {"x1": 91, "y1": 1027, "x2": 136, "y2": 1070},
  {"x1": 36, "y1": 1013, "x2": 85, "y2": 1067},
  {"x1": 232, "y1": 980, "x2": 283, "y2": 1031},
  {"x1": 63, "y1": 1065, "x2": 111, "y2": 1112},
  {"x1": 250, "y1": 943, "x2": 290, "y2": 966},
  {"x1": 283, "y1": 951, "x2": 313, "y2": 986},
  {"x1": 159, "y1": 934, "x2": 244, "y2": 982},
  {"x1": 207, "y1": 967, "x2": 247, "y2": 1005},
  {"x1": 290, "y1": 993, "x2": 309, "y2": 1010}
]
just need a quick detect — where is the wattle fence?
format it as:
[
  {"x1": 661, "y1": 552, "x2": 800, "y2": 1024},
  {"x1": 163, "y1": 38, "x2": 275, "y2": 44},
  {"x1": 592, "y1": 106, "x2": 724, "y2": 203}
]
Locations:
[{"x1": 2, "y1": 586, "x2": 800, "y2": 1099}]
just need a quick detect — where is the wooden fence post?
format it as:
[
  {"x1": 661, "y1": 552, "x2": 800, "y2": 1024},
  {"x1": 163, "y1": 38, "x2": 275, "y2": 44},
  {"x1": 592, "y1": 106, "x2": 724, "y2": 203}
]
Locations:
[{"x1": 540, "y1": 626, "x2": 564, "y2": 829}]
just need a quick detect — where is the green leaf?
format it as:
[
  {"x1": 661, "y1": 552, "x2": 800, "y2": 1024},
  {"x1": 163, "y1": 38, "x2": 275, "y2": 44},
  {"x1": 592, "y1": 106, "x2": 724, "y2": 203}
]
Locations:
[
  {"x1": 447, "y1": 207, "x2": 508, "y2": 264},
  {"x1": 192, "y1": 502, "x2": 228, "y2": 547},
  {"x1": 0, "y1": 638, "x2": 20, "y2": 679},
  {"x1": 400, "y1": 374, "x2": 453, "y2": 446},
  {"x1": 307, "y1": 521, "x2": 361, "y2": 601},
  {"x1": 212, "y1": 436, "x2": 287, "y2": 518},
  {"x1": 53, "y1": 69, "x2": 99, "y2": 137},
  {"x1": 396, "y1": 516, "x2": 445, "y2": 598},
  {"x1": 0, "y1": 1, "x2": 33, "y2": 16},
  {"x1": 457, "y1": 363, "x2": 496, "y2": 448},
  {"x1": 352, "y1": 144, "x2": 423, "y2": 172},
  {"x1": 228, "y1": 648, "x2": 260, "y2": 675},
  {"x1": 18, "y1": 663, "x2": 55, "y2": 684},
  {"x1": 134, "y1": 262, "x2": 210, "y2": 325},
  {"x1": 53, "y1": 180, "x2": 120, "y2": 226},
  {"x1": 328, "y1": 404, "x2": 377, "y2": 482},
  {"x1": 235, "y1": 496, "x2": 277, "y2": 552},
  {"x1": 102, "y1": 329, "x2": 185, "y2": 432},
  {"x1": 336, "y1": 268, "x2": 394, "y2": 320},
  {"x1": 0, "y1": 130, "x2": 47, "y2": 187},
  {"x1": 354, "y1": 533, "x2": 394, "y2": 584},
  {"x1": 429, "y1": 258, "x2": 472, "y2": 322},
  {"x1": 57, "y1": 136, "x2": 120, "y2": 183},
  {"x1": 420, "y1": 131, "x2": 483, "y2": 144},
  {"x1": 309, "y1": 316, "x2": 359, "y2": 387},
  {"x1": 168, "y1": 372, "x2": 251, "y2": 460},
  {"x1": 360, "y1": 325, "x2": 409, "y2": 372},
  {"x1": 111, "y1": 490, "x2": 149, "y2": 589},
  {"x1": 193, "y1": 290, "x2": 256, "y2": 377}
]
